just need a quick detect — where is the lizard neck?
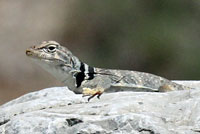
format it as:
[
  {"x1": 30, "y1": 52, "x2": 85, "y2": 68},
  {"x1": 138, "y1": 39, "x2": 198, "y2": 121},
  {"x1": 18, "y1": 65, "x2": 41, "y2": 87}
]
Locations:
[
  {"x1": 34, "y1": 56, "x2": 96, "y2": 90},
  {"x1": 33, "y1": 58, "x2": 76, "y2": 89}
]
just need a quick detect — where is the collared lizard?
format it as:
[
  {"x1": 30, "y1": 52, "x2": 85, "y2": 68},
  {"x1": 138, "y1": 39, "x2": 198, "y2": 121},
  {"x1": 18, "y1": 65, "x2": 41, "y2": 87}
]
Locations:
[{"x1": 26, "y1": 41, "x2": 191, "y2": 101}]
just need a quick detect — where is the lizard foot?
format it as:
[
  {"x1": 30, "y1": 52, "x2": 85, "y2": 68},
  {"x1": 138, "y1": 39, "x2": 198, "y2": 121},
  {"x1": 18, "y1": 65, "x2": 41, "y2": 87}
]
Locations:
[{"x1": 82, "y1": 87, "x2": 104, "y2": 101}]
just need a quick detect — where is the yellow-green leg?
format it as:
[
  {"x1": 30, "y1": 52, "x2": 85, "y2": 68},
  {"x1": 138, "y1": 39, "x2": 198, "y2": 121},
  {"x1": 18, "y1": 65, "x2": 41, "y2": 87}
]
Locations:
[{"x1": 82, "y1": 87, "x2": 104, "y2": 101}]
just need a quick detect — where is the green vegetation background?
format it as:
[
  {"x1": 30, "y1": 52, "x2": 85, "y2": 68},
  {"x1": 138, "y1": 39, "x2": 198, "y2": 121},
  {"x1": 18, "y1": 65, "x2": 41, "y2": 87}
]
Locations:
[{"x1": 59, "y1": 0, "x2": 200, "y2": 80}]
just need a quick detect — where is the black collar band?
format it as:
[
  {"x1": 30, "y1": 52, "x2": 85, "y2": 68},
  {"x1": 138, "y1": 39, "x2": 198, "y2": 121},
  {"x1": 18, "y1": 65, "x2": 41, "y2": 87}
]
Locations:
[{"x1": 75, "y1": 62, "x2": 95, "y2": 88}]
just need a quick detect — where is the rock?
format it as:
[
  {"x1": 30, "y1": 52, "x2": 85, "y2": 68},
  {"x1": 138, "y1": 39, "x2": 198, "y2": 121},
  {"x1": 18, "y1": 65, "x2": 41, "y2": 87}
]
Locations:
[{"x1": 0, "y1": 81, "x2": 200, "y2": 134}]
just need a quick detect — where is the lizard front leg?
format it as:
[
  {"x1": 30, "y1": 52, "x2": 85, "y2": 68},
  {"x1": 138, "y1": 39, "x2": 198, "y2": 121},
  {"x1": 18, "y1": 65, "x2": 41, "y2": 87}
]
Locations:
[
  {"x1": 81, "y1": 75, "x2": 112, "y2": 101},
  {"x1": 82, "y1": 87, "x2": 104, "y2": 101}
]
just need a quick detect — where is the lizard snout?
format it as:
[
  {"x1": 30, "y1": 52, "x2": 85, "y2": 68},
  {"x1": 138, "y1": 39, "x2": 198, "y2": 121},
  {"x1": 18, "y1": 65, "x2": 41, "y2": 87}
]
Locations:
[{"x1": 26, "y1": 49, "x2": 33, "y2": 56}]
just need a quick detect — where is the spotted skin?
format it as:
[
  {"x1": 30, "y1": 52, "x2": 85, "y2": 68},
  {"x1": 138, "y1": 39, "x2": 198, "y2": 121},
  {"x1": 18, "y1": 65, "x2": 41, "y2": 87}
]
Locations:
[{"x1": 26, "y1": 41, "x2": 192, "y2": 101}]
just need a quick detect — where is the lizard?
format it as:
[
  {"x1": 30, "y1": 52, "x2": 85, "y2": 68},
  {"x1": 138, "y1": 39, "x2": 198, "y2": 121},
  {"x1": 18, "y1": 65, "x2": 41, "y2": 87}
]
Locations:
[{"x1": 26, "y1": 41, "x2": 191, "y2": 101}]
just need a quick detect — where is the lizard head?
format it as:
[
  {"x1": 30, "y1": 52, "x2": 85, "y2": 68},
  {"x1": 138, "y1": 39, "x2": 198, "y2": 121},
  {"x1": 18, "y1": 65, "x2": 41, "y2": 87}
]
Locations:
[
  {"x1": 26, "y1": 41, "x2": 75, "y2": 66},
  {"x1": 26, "y1": 41, "x2": 83, "y2": 86}
]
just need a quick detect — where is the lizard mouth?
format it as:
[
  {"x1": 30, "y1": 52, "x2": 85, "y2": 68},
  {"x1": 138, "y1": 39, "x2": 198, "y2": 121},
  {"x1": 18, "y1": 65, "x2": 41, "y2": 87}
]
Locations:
[
  {"x1": 25, "y1": 49, "x2": 39, "y2": 59},
  {"x1": 26, "y1": 49, "x2": 33, "y2": 56},
  {"x1": 26, "y1": 49, "x2": 64, "y2": 63}
]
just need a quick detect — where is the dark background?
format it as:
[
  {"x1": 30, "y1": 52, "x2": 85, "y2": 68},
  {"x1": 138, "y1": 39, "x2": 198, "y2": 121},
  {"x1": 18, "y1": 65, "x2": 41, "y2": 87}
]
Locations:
[{"x1": 1, "y1": 0, "x2": 200, "y2": 104}]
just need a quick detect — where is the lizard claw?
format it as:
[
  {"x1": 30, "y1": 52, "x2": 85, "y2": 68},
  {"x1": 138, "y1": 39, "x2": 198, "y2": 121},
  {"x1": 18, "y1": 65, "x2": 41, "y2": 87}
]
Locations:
[
  {"x1": 87, "y1": 91, "x2": 103, "y2": 101},
  {"x1": 97, "y1": 93, "x2": 102, "y2": 99}
]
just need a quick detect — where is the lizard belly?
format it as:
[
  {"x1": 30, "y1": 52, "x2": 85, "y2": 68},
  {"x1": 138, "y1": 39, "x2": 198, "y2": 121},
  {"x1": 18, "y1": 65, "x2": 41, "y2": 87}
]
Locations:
[{"x1": 110, "y1": 83, "x2": 159, "y2": 92}]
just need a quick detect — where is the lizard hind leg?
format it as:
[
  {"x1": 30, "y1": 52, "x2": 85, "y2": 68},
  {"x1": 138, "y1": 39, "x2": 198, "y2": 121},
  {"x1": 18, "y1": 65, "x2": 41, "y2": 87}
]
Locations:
[
  {"x1": 82, "y1": 87, "x2": 104, "y2": 101},
  {"x1": 158, "y1": 83, "x2": 178, "y2": 92}
]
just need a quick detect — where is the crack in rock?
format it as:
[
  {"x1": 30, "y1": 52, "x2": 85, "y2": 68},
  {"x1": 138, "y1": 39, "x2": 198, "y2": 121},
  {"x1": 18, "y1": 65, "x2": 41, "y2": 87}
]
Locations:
[
  {"x1": 138, "y1": 128, "x2": 155, "y2": 134},
  {"x1": 66, "y1": 118, "x2": 83, "y2": 127},
  {"x1": 0, "y1": 119, "x2": 10, "y2": 126}
]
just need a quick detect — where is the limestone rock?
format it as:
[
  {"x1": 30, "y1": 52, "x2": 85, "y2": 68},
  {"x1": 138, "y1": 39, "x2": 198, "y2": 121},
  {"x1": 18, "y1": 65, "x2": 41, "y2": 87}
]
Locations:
[{"x1": 1, "y1": 81, "x2": 200, "y2": 134}]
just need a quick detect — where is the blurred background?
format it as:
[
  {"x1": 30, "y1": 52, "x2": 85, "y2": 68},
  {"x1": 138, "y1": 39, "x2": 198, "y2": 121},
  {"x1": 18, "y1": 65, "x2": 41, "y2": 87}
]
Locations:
[{"x1": 0, "y1": 0, "x2": 200, "y2": 105}]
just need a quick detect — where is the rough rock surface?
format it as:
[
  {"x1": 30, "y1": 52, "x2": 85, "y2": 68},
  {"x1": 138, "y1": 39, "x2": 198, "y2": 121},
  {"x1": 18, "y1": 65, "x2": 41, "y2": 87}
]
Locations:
[{"x1": 0, "y1": 81, "x2": 200, "y2": 134}]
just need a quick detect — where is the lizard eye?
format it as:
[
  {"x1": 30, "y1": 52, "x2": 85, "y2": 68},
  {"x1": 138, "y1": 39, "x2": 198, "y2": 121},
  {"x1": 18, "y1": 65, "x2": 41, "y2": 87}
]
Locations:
[{"x1": 46, "y1": 45, "x2": 56, "y2": 53}]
